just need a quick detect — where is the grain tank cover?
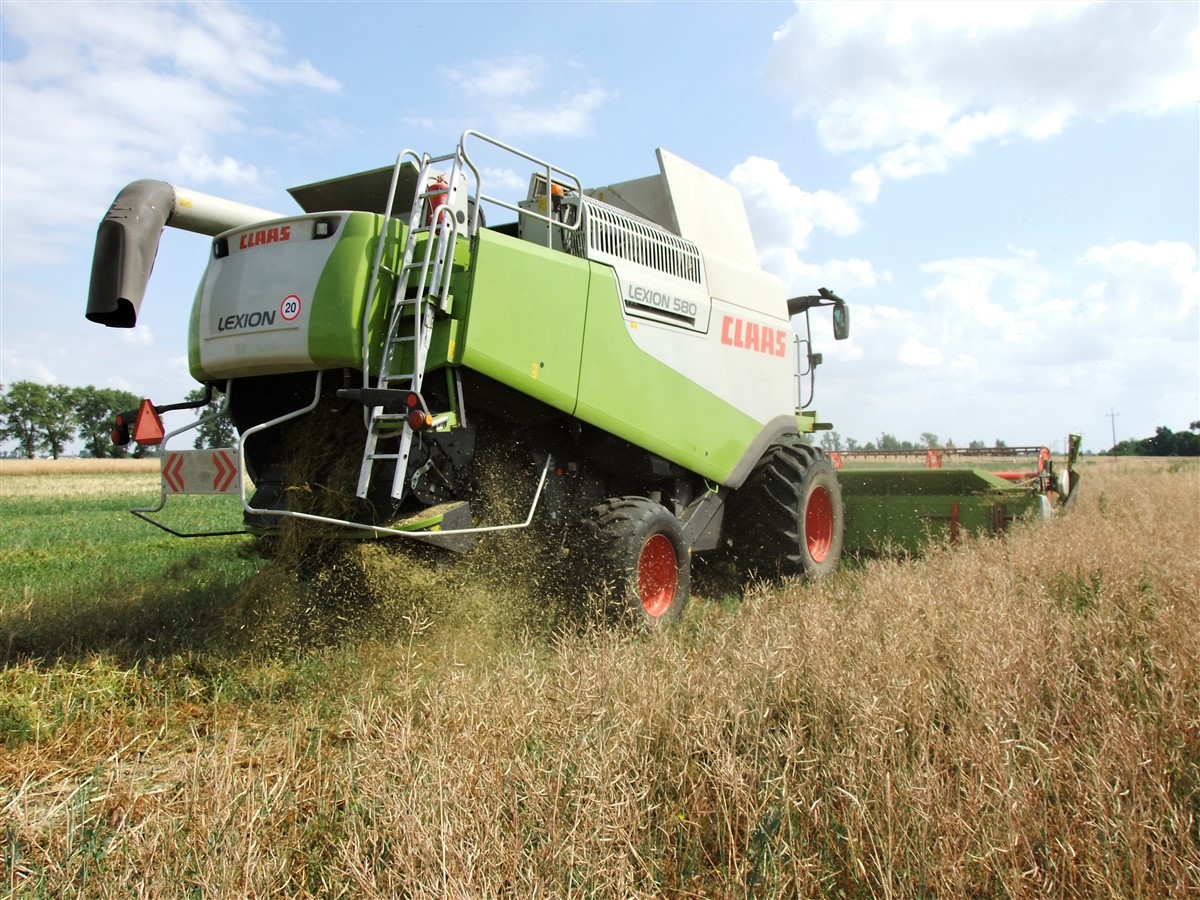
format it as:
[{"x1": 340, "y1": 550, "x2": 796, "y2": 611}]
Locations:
[
  {"x1": 657, "y1": 149, "x2": 760, "y2": 267},
  {"x1": 287, "y1": 161, "x2": 422, "y2": 216}
]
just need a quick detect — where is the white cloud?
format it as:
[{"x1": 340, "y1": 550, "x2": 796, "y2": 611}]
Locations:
[
  {"x1": 116, "y1": 326, "x2": 155, "y2": 347},
  {"x1": 849, "y1": 164, "x2": 883, "y2": 204},
  {"x1": 766, "y1": 254, "x2": 879, "y2": 296},
  {"x1": 918, "y1": 256, "x2": 1053, "y2": 339},
  {"x1": 727, "y1": 156, "x2": 872, "y2": 294},
  {"x1": 168, "y1": 355, "x2": 193, "y2": 379},
  {"x1": 0, "y1": 347, "x2": 57, "y2": 385},
  {"x1": 769, "y1": 1, "x2": 1199, "y2": 191},
  {"x1": 897, "y1": 337, "x2": 943, "y2": 367},
  {"x1": 442, "y1": 57, "x2": 546, "y2": 99},
  {"x1": 4, "y1": 1, "x2": 337, "y2": 94},
  {"x1": 1078, "y1": 241, "x2": 1200, "y2": 342},
  {"x1": 172, "y1": 149, "x2": 259, "y2": 186},
  {"x1": 498, "y1": 85, "x2": 614, "y2": 138},
  {"x1": 816, "y1": 240, "x2": 1199, "y2": 446},
  {"x1": 731, "y1": 156, "x2": 859, "y2": 247},
  {"x1": 480, "y1": 167, "x2": 527, "y2": 198},
  {"x1": 174, "y1": 4, "x2": 338, "y2": 93},
  {"x1": 402, "y1": 116, "x2": 440, "y2": 134},
  {"x1": 420, "y1": 63, "x2": 614, "y2": 140},
  {"x1": 0, "y1": 1, "x2": 338, "y2": 267}
]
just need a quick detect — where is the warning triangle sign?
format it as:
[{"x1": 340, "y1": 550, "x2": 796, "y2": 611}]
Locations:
[{"x1": 133, "y1": 399, "x2": 165, "y2": 445}]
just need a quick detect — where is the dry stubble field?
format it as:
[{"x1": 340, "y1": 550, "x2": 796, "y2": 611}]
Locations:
[{"x1": 1, "y1": 456, "x2": 1198, "y2": 897}]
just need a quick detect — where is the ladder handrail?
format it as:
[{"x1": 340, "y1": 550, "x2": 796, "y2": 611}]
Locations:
[
  {"x1": 357, "y1": 148, "x2": 468, "y2": 501},
  {"x1": 362, "y1": 148, "x2": 424, "y2": 384},
  {"x1": 356, "y1": 131, "x2": 584, "y2": 507},
  {"x1": 459, "y1": 129, "x2": 583, "y2": 247}
]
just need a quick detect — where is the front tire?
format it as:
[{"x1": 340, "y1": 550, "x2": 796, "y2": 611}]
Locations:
[
  {"x1": 582, "y1": 497, "x2": 691, "y2": 626},
  {"x1": 727, "y1": 440, "x2": 844, "y2": 580}
]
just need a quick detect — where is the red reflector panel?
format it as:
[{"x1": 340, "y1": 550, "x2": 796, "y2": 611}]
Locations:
[{"x1": 133, "y1": 399, "x2": 165, "y2": 445}]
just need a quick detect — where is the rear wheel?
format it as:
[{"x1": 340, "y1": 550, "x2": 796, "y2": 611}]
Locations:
[
  {"x1": 727, "y1": 440, "x2": 844, "y2": 580},
  {"x1": 583, "y1": 497, "x2": 691, "y2": 626}
]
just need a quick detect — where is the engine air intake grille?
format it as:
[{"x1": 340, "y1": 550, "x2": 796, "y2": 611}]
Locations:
[{"x1": 583, "y1": 199, "x2": 703, "y2": 284}]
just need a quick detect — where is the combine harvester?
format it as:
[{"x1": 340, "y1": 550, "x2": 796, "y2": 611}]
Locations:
[
  {"x1": 86, "y1": 131, "x2": 1079, "y2": 623},
  {"x1": 832, "y1": 443, "x2": 1080, "y2": 556}
]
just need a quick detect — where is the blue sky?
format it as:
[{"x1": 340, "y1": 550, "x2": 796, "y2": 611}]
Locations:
[{"x1": 2, "y1": 0, "x2": 1196, "y2": 453}]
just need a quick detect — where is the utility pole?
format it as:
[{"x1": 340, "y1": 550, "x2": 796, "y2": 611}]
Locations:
[{"x1": 1107, "y1": 407, "x2": 1119, "y2": 449}]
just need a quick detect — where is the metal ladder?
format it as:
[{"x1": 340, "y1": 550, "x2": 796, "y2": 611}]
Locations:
[{"x1": 355, "y1": 149, "x2": 466, "y2": 501}]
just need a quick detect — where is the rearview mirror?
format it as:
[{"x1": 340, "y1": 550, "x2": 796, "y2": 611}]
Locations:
[{"x1": 832, "y1": 302, "x2": 850, "y2": 340}]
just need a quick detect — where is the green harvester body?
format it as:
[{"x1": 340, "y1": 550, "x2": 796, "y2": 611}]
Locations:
[{"x1": 85, "y1": 131, "x2": 1079, "y2": 620}]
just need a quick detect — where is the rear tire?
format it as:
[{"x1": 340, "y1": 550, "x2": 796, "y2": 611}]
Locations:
[
  {"x1": 582, "y1": 497, "x2": 691, "y2": 626},
  {"x1": 727, "y1": 439, "x2": 844, "y2": 580}
]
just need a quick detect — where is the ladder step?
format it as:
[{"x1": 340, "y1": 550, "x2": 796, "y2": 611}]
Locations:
[{"x1": 336, "y1": 387, "x2": 416, "y2": 411}]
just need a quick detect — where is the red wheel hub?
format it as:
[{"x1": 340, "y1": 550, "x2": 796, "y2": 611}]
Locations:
[
  {"x1": 805, "y1": 485, "x2": 834, "y2": 563},
  {"x1": 637, "y1": 534, "x2": 678, "y2": 618}
]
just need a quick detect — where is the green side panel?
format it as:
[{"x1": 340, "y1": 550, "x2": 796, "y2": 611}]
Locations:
[
  {"x1": 839, "y1": 467, "x2": 1041, "y2": 554},
  {"x1": 575, "y1": 267, "x2": 762, "y2": 484},
  {"x1": 361, "y1": 230, "x2": 468, "y2": 378},
  {"x1": 385, "y1": 319, "x2": 460, "y2": 377},
  {"x1": 187, "y1": 281, "x2": 205, "y2": 381},
  {"x1": 458, "y1": 229, "x2": 588, "y2": 414},
  {"x1": 309, "y1": 213, "x2": 404, "y2": 370},
  {"x1": 426, "y1": 319, "x2": 460, "y2": 370}
]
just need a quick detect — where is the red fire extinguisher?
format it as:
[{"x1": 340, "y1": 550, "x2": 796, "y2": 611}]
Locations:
[{"x1": 426, "y1": 176, "x2": 449, "y2": 225}]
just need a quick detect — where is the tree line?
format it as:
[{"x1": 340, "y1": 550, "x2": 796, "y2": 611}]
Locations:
[
  {"x1": 0, "y1": 382, "x2": 233, "y2": 459},
  {"x1": 1107, "y1": 423, "x2": 1200, "y2": 457},
  {"x1": 5, "y1": 380, "x2": 1197, "y2": 459},
  {"x1": 818, "y1": 425, "x2": 1200, "y2": 457},
  {"x1": 818, "y1": 431, "x2": 1010, "y2": 452}
]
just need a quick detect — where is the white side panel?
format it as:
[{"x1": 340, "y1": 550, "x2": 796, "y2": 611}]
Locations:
[
  {"x1": 197, "y1": 218, "x2": 341, "y2": 378},
  {"x1": 614, "y1": 271, "x2": 797, "y2": 426},
  {"x1": 617, "y1": 266, "x2": 712, "y2": 333},
  {"x1": 705, "y1": 252, "x2": 790, "y2": 320}
]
